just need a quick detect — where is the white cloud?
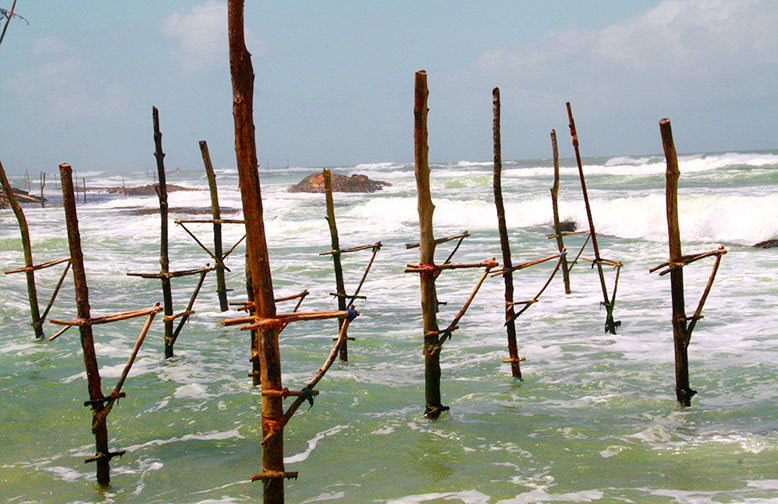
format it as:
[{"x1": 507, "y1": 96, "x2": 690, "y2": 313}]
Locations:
[
  {"x1": 477, "y1": 0, "x2": 777, "y2": 95},
  {"x1": 162, "y1": 0, "x2": 266, "y2": 72},
  {"x1": 32, "y1": 36, "x2": 66, "y2": 56},
  {"x1": 3, "y1": 57, "x2": 130, "y2": 122}
]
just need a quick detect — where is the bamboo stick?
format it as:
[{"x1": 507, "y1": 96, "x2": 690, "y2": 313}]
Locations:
[
  {"x1": 492, "y1": 88, "x2": 521, "y2": 379},
  {"x1": 60, "y1": 163, "x2": 111, "y2": 485},
  {"x1": 406, "y1": 231, "x2": 470, "y2": 249},
  {"x1": 151, "y1": 106, "x2": 176, "y2": 358},
  {"x1": 112, "y1": 303, "x2": 162, "y2": 395},
  {"x1": 550, "y1": 129, "x2": 571, "y2": 294},
  {"x1": 175, "y1": 218, "x2": 246, "y2": 224},
  {"x1": 40, "y1": 259, "x2": 70, "y2": 326},
  {"x1": 346, "y1": 244, "x2": 381, "y2": 305},
  {"x1": 170, "y1": 268, "x2": 210, "y2": 345},
  {"x1": 490, "y1": 253, "x2": 561, "y2": 277},
  {"x1": 323, "y1": 169, "x2": 349, "y2": 362},
  {"x1": 200, "y1": 140, "x2": 229, "y2": 311},
  {"x1": 50, "y1": 305, "x2": 163, "y2": 326},
  {"x1": 566, "y1": 102, "x2": 619, "y2": 333},
  {"x1": 222, "y1": 233, "x2": 247, "y2": 260},
  {"x1": 176, "y1": 222, "x2": 231, "y2": 271},
  {"x1": 4, "y1": 256, "x2": 70, "y2": 274},
  {"x1": 319, "y1": 241, "x2": 382, "y2": 256},
  {"x1": 228, "y1": 1, "x2": 285, "y2": 498},
  {"x1": 261, "y1": 314, "x2": 356, "y2": 447},
  {"x1": 0, "y1": 160, "x2": 44, "y2": 338}
]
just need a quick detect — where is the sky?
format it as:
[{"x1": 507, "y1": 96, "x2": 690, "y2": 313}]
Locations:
[{"x1": 0, "y1": 0, "x2": 776, "y2": 175}]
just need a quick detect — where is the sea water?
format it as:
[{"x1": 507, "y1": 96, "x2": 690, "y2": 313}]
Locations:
[{"x1": 0, "y1": 151, "x2": 776, "y2": 503}]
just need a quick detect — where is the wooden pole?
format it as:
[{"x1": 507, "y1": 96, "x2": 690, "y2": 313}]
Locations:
[
  {"x1": 566, "y1": 102, "x2": 618, "y2": 333},
  {"x1": 0, "y1": 0, "x2": 18, "y2": 47},
  {"x1": 152, "y1": 106, "x2": 176, "y2": 358},
  {"x1": 323, "y1": 169, "x2": 349, "y2": 362},
  {"x1": 659, "y1": 118, "x2": 695, "y2": 406},
  {"x1": 228, "y1": 1, "x2": 285, "y2": 500},
  {"x1": 0, "y1": 160, "x2": 44, "y2": 339},
  {"x1": 40, "y1": 172, "x2": 46, "y2": 208},
  {"x1": 200, "y1": 140, "x2": 229, "y2": 311},
  {"x1": 414, "y1": 70, "x2": 448, "y2": 419},
  {"x1": 550, "y1": 129, "x2": 571, "y2": 294},
  {"x1": 491, "y1": 88, "x2": 521, "y2": 380},
  {"x1": 59, "y1": 163, "x2": 111, "y2": 485}
]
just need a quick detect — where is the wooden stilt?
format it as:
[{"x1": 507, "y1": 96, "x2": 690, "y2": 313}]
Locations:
[
  {"x1": 200, "y1": 140, "x2": 230, "y2": 311},
  {"x1": 491, "y1": 88, "x2": 522, "y2": 380},
  {"x1": 413, "y1": 70, "x2": 447, "y2": 419},
  {"x1": 59, "y1": 163, "x2": 110, "y2": 485},
  {"x1": 655, "y1": 118, "x2": 726, "y2": 406},
  {"x1": 228, "y1": 1, "x2": 285, "y2": 500},
  {"x1": 152, "y1": 107, "x2": 176, "y2": 358},
  {"x1": 550, "y1": 129, "x2": 571, "y2": 294},
  {"x1": 323, "y1": 169, "x2": 349, "y2": 362},
  {"x1": 566, "y1": 103, "x2": 620, "y2": 333},
  {"x1": 0, "y1": 160, "x2": 44, "y2": 339},
  {"x1": 39, "y1": 172, "x2": 46, "y2": 208}
]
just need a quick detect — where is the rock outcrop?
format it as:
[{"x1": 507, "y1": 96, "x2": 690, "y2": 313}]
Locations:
[
  {"x1": 288, "y1": 172, "x2": 391, "y2": 193},
  {"x1": 1, "y1": 188, "x2": 46, "y2": 208},
  {"x1": 103, "y1": 184, "x2": 199, "y2": 196},
  {"x1": 752, "y1": 239, "x2": 778, "y2": 249}
]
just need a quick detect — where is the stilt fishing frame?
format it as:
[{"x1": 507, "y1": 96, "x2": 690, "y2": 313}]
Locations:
[
  {"x1": 405, "y1": 70, "x2": 497, "y2": 419},
  {"x1": 227, "y1": 2, "x2": 361, "y2": 500},
  {"x1": 57, "y1": 163, "x2": 162, "y2": 486},
  {"x1": 566, "y1": 102, "x2": 622, "y2": 334},
  {"x1": 651, "y1": 118, "x2": 726, "y2": 406},
  {"x1": 320, "y1": 168, "x2": 382, "y2": 362},
  {"x1": 126, "y1": 107, "x2": 214, "y2": 358},
  {"x1": 1, "y1": 160, "x2": 72, "y2": 339}
]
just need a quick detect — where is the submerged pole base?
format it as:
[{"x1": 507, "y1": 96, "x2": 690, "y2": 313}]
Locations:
[
  {"x1": 604, "y1": 316, "x2": 621, "y2": 335},
  {"x1": 424, "y1": 404, "x2": 450, "y2": 420},
  {"x1": 676, "y1": 386, "x2": 697, "y2": 407}
]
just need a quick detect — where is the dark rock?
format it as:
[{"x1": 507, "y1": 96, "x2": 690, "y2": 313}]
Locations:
[
  {"x1": 103, "y1": 184, "x2": 199, "y2": 196},
  {"x1": 1, "y1": 187, "x2": 46, "y2": 208},
  {"x1": 559, "y1": 220, "x2": 577, "y2": 232},
  {"x1": 752, "y1": 239, "x2": 778, "y2": 249},
  {"x1": 288, "y1": 172, "x2": 391, "y2": 193}
]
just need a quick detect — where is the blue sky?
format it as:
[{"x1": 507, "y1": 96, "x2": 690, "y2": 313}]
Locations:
[{"x1": 1, "y1": 1, "x2": 776, "y2": 174}]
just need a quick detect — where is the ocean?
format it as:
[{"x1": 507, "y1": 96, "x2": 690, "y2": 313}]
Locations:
[{"x1": 1, "y1": 150, "x2": 777, "y2": 503}]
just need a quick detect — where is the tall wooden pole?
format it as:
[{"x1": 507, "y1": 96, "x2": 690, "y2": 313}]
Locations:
[
  {"x1": 152, "y1": 107, "x2": 175, "y2": 357},
  {"x1": 323, "y1": 169, "x2": 349, "y2": 362},
  {"x1": 566, "y1": 102, "x2": 618, "y2": 333},
  {"x1": 659, "y1": 118, "x2": 695, "y2": 406},
  {"x1": 228, "y1": 1, "x2": 285, "y2": 501},
  {"x1": 0, "y1": 161, "x2": 44, "y2": 339},
  {"x1": 200, "y1": 140, "x2": 229, "y2": 311},
  {"x1": 414, "y1": 70, "x2": 447, "y2": 419},
  {"x1": 60, "y1": 163, "x2": 110, "y2": 485},
  {"x1": 550, "y1": 130, "x2": 571, "y2": 294},
  {"x1": 491, "y1": 88, "x2": 521, "y2": 380}
]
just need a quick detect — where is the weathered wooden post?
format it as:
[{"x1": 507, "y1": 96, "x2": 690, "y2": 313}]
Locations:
[
  {"x1": 491, "y1": 88, "x2": 522, "y2": 379},
  {"x1": 566, "y1": 102, "x2": 620, "y2": 333},
  {"x1": 228, "y1": 1, "x2": 285, "y2": 500},
  {"x1": 59, "y1": 163, "x2": 111, "y2": 485},
  {"x1": 414, "y1": 71, "x2": 446, "y2": 418},
  {"x1": 652, "y1": 118, "x2": 727, "y2": 406},
  {"x1": 200, "y1": 140, "x2": 229, "y2": 311},
  {"x1": 323, "y1": 169, "x2": 350, "y2": 361},
  {"x1": 661, "y1": 119, "x2": 691, "y2": 405},
  {"x1": 549, "y1": 130, "x2": 571, "y2": 294},
  {"x1": 0, "y1": 161, "x2": 44, "y2": 339},
  {"x1": 39, "y1": 171, "x2": 46, "y2": 208},
  {"x1": 152, "y1": 106, "x2": 176, "y2": 357}
]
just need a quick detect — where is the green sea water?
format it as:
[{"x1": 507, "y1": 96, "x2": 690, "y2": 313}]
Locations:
[{"x1": 1, "y1": 152, "x2": 777, "y2": 503}]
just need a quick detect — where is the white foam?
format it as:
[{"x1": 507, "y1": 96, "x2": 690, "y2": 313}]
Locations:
[{"x1": 284, "y1": 425, "x2": 348, "y2": 464}]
